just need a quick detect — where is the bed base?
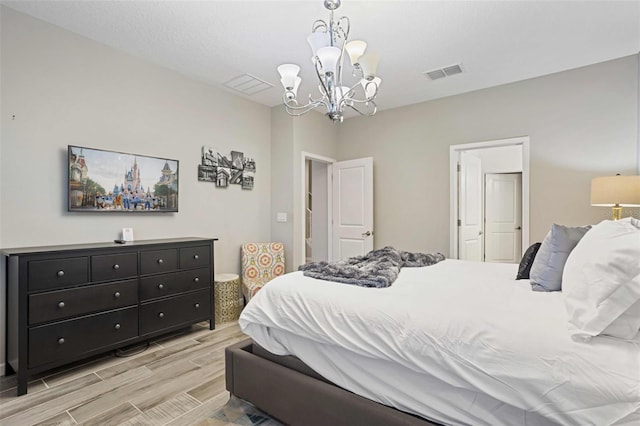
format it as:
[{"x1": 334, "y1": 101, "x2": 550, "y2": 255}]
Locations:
[{"x1": 225, "y1": 339, "x2": 439, "y2": 426}]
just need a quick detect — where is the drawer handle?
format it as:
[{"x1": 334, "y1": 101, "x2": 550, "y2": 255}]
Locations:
[
  {"x1": 193, "y1": 254, "x2": 199, "y2": 260},
  {"x1": 157, "y1": 259, "x2": 164, "y2": 264},
  {"x1": 114, "y1": 323, "x2": 121, "y2": 330},
  {"x1": 114, "y1": 291, "x2": 121, "y2": 298},
  {"x1": 158, "y1": 284, "x2": 164, "y2": 290},
  {"x1": 58, "y1": 338, "x2": 65, "y2": 345},
  {"x1": 194, "y1": 303, "x2": 200, "y2": 309},
  {"x1": 158, "y1": 312, "x2": 165, "y2": 318},
  {"x1": 57, "y1": 301, "x2": 65, "y2": 309},
  {"x1": 57, "y1": 270, "x2": 65, "y2": 277},
  {"x1": 194, "y1": 277, "x2": 200, "y2": 283},
  {"x1": 113, "y1": 264, "x2": 120, "y2": 270}
]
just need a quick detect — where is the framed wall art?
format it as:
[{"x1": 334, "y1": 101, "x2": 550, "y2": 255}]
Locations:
[{"x1": 68, "y1": 145, "x2": 179, "y2": 212}]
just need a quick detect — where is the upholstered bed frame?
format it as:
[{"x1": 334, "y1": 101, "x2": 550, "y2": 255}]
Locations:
[{"x1": 225, "y1": 339, "x2": 439, "y2": 426}]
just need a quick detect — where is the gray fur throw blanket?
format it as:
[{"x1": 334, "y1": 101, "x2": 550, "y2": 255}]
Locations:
[{"x1": 298, "y1": 246, "x2": 445, "y2": 288}]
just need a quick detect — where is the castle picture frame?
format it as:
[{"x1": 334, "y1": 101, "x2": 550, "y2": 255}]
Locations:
[{"x1": 68, "y1": 145, "x2": 179, "y2": 212}]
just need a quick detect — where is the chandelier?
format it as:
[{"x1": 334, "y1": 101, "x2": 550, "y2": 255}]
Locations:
[{"x1": 277, "y1": 0, "x2": 381, "y2": 123}]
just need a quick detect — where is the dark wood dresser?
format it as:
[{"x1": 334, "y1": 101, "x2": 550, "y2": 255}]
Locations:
[{"x1": 2, "y1": 237, "x2": 217, "y2": 396}]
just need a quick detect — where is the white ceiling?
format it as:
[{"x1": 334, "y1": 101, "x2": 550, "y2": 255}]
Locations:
[{"x1": 3, "y1": 0, "x2": 640, "y2": 116}]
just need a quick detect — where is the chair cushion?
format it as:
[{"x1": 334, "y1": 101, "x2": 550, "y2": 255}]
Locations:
[{"x1": 241, "y1": 242, "x2": 285, "y2": 302}]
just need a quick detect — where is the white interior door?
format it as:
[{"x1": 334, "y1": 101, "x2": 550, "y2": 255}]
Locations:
[
  {"x1": 485, "y1": 173, "x2": 522, "y2": 263},
  {"x1": 331, "y1": 157, "x2": 373, "y2": 260},
  {"x1": 458, "y1": 152, "x2": 483, "y2": 261}
]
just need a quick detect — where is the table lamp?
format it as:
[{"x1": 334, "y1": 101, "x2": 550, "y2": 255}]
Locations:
[{"x1": 591, "y1": 174, "x2": 640, "y2": 220}]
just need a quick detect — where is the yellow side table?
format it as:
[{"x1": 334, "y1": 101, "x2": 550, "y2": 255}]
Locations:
[{"x1": 214, "y1": 273, "x2": 243, "y2": 324}]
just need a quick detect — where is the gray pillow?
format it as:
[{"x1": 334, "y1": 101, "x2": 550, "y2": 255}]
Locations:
[{"x1": 529, "y1": 224, "x2": 591, "y2": 292}]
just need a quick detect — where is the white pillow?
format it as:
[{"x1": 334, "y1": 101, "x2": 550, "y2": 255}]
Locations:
[{"x1": 562, "y1": 217, "x2": 640, "y2": 341}]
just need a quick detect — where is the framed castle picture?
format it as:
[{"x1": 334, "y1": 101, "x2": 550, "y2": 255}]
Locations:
[{"x1": 68, "y1": 145, "x2": 179, "y2": 212}]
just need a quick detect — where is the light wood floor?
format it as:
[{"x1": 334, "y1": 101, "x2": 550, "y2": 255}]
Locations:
[{"x1": 0, "y1": 321, "x2": 248, "y2": 425}]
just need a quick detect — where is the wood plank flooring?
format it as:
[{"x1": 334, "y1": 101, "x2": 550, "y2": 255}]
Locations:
[{"x1": 0, "y1": 321, "x2": 248, "y2": 425}]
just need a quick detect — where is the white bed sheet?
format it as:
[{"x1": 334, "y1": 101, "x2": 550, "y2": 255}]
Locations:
[{"x1": 239, "y1": 259, "x2": 640, "y2": 426}]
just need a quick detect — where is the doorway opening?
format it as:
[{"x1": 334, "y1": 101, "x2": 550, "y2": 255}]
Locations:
[
  {"x1": 450, "y1": 137, "x2": 530, "y2": 262},
  {"x1": 300, "y1": 152, "x2": 335, "y2": 266}
]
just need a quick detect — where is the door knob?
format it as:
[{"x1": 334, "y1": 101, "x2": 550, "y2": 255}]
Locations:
[
  {"x1": 479, "y1": 231, "x2": 483, "y2": 235},
  {"x1": 515, "y1": 226, "x2": 522, "y2": 230},
  {"x1": 362, "y1": 231, "x2": 372, "y2": 237}
]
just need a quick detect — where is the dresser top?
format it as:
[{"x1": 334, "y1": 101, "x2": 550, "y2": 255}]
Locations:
[{"x1": 1, "y1": 237, "x2": 217, "y2": 256}]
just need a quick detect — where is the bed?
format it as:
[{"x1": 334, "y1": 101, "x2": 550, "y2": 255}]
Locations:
[{"x1": 228, "y1": 220, "x2": 640, "y2": 425}]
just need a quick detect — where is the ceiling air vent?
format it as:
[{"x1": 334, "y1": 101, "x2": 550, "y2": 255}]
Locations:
[
  {"x1": 424, "y1": 63, "x2": 464, "y2": 80},
  {"x1": 224, "y1": 74, "x2": 274, "y2": 95},
  {"x1": 425, "y1": 69, "x2": 446, "y2": 80}
]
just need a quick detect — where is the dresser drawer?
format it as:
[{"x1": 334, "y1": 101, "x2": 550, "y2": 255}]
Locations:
[
  {"x1": 139, "y1": 289, "x2": 211, "y2": 335},
  {"x1": 140, "y1": 249, "x2": 178, "y2": 275},
  {"x1": 28, "y1": 257, "x2": 89, "y2": 291},
  {"x1": 139, "y1": 267, "x2": 210, "y2": 301},
  {"x1": 179, "y1": 245, "x2": 211, "y2": 269},
  {"x1": 28, "y1": 307, "x2": 138, "y2": 368},
  {"x1": 91, "y1": 252, "x2": 137, "y2": 282},
  {"x1": 29, "y1": 279, "x2": 138, "y2": 325}
]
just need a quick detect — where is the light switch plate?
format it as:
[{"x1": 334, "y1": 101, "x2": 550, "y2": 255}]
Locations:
[{"x1": 276, "y1": 212, "x2": 287, "y2": 223}]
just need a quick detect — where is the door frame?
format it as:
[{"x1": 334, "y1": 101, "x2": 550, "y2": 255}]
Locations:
[
  {"x1": 449, "y1": 136, "x2": 530, "y2": 259},
  {"x1": 299, "y1": 151, "x2": 335, "y2": 267}
]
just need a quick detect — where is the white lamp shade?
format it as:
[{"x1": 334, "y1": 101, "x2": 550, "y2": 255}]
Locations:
[
  {"x1": 307, "y1": 32, "x2": 331, "y2": 56},
  {"x1": 281, "y1": 76, "x2": 302, "y2": 99},
  {"x1": 336, "y1": 86, "x2": 351, "y2": 104},
  {"x1": 277, "y1": 64, "x2": 300, "y2": 89},
  {"x1": 359, "y1": 53, "x2": 380, "y2": 80},
  {"x1": 591, "y1": 175, "x2": 640, "y2": 206},
  {"x1": 316, "y1": 46, "x2": 341, "y2": 76},
  {"x1": 345, "y1": 40, "x2": 367, "y2": 66},
  {"x1": 360, "y1": 76, "x2": 381, "y2": 99}
]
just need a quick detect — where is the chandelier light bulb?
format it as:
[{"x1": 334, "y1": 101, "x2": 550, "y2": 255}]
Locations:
[
  {"x1": 308, "y1": 32, "x2": 331, "y2": 57},
  {"x1": 345, "y1": 40, "x2": 367, "y2": 66},
  {"x1": 316, "y1": 46, "x2": 341, "y2": 76},
  {"x1": 281, "y1": 76, "x2": 302, "y2": 100},
  {"x1": 358, "y1": 53, "x2": 380, "y2": 80},
  {"x1": 361, "y1": 76, "x2": 381, "y2": 99},
  {"x1": 292, "y1": 76, "x2": 302, "y2": 96},
  {"x1": 277, "y1": 64, "x2": 301, "y2": 89}
]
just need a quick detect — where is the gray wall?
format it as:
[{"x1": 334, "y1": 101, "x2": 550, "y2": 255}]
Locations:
[
  {"x1": 270, "y1": 107, "x2": 295, "y2": 270},
  {"x1": 0, "y1": 8, "x2": 272, "y2": 369},
  {"x1": 336, "y1": 55, "x2": 639, "y2": 255}
]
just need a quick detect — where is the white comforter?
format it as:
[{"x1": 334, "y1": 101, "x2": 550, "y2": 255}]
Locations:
[{"x1": 239, "y1": 259, "x2": 640, "y2": 426}]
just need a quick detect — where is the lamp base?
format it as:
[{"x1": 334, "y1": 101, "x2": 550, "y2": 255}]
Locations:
[{"x1": 611, "y1": 205, "x2": 622, "y2": 220}]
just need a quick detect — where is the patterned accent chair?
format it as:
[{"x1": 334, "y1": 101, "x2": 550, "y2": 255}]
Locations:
[{"x1": 241, "y1": 242, "x2": 285, "y2": 302}]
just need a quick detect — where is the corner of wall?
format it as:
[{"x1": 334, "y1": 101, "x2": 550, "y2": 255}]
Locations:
[{"x1": 270, "y1": 106, "x2": 296, "y2": 271}]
